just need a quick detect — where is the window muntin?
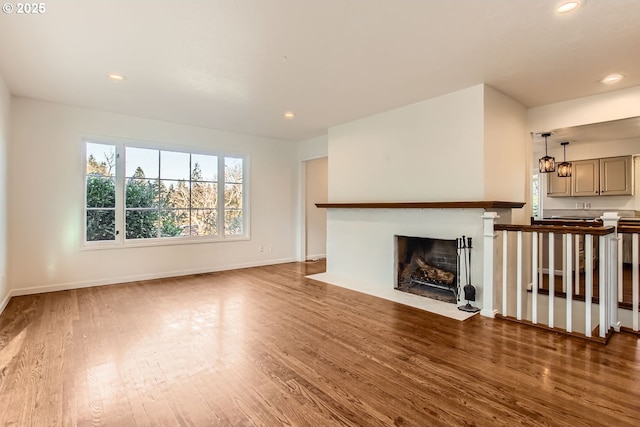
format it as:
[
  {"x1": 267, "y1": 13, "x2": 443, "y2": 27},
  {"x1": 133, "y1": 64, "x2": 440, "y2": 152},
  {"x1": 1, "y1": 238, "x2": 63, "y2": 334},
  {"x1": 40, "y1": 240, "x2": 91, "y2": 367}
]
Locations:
[{"x1": 84, "y1": 141, "x2": 247, "y2": 245}]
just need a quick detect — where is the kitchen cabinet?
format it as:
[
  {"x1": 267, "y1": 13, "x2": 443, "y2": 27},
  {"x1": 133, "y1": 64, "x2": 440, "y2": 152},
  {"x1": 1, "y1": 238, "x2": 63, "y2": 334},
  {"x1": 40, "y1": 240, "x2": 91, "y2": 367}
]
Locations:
[
  {"x1": 572, "y1": 159, "x2": 600, "y2": 196},
  {"x1": 547, "y1": 169, "x2": 572, "y2": 197},
  {"x1": 546, "y1": 155, "x2": 633, "y2": 197},
  {"x1": 600, "y1": 156, "x2": 632, "y2": 195}
]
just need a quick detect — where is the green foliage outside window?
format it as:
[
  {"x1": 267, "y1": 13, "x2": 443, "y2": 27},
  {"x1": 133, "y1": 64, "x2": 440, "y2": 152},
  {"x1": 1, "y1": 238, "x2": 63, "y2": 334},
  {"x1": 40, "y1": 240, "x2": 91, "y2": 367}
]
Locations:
[{"x1": 85, "y1": 144, "x2": 245, "y2": 242}]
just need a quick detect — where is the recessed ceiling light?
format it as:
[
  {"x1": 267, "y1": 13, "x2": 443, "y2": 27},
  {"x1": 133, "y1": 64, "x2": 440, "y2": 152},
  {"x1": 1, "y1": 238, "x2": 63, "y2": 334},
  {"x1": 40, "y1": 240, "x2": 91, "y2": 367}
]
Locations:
[
  {"x1": 107, "y1": 73, "x2": 126, "y2": 81},
  {"x1": 284, "y1": 111, "x2": 295, "y2": 119},
  {"x1": 600, "y1": 73, "x2": 624, "y2": 84},
  {"x1": 556, "y1": 1, "x2": 582, "y2": 14}
]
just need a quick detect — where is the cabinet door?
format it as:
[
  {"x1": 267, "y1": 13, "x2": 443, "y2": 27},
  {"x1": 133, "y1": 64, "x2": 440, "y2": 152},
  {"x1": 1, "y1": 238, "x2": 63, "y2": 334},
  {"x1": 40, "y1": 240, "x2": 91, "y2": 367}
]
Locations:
[
  {"x1": 572, "y1": 159, "x2": 599, "y2": 196},
  {"x1": 600, "y1": 156, "x2": 632, "y2": 196},
  {"x1": 547, "y1": 170, "x2": 571, "y2": 197}
]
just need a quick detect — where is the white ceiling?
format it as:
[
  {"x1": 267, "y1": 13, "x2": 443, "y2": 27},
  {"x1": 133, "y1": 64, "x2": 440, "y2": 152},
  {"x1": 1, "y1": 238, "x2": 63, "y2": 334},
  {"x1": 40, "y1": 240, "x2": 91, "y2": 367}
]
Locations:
[{"x1": 1, "y1": 0, "x2": 639, "y2": 141}]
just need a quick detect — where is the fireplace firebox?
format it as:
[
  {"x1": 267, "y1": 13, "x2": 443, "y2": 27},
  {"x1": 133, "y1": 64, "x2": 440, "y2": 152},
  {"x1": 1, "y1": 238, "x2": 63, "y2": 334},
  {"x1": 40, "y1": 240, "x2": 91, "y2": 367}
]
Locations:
[{"x1": 395, "y1": 235, "x2": 460, "y2": 303}]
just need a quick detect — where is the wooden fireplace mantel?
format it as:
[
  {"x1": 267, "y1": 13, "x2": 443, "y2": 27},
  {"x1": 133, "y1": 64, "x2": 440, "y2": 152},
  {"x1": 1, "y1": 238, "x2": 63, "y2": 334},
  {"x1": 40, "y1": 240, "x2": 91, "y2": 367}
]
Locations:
[{"x1": 315, "y1": 201, "x2": 525, "y2": 209}]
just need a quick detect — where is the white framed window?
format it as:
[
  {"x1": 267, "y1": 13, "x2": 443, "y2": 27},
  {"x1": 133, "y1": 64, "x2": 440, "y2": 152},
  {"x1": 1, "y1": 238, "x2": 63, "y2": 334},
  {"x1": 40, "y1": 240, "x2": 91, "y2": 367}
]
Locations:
[{"x1": 83, "y1": 139, "x2": 248, "y2": 246}]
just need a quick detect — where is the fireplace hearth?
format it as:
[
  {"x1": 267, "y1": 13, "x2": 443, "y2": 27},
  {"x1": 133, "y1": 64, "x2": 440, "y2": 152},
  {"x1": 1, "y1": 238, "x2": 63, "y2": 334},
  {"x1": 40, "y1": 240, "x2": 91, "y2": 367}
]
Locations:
[{"x1": 395, "y1": 235, "x2": 459, "y2": 303}]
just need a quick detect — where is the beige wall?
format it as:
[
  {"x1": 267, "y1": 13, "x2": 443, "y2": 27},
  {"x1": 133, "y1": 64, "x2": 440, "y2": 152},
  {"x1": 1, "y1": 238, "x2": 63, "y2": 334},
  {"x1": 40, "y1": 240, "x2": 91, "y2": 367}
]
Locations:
[
  {"x1": 528, "y1": 85, "x2": 640, "y2": 132},
  {"x1": 305, "y1": 157, "x2": 327, "y2": 259},
  {"x1": 483, "y1": 86, "x2": 529, "y2": 221},
  {"x1": 7, "y1": 98, "x2": 299, "y2": 294},
  {"x1": 0, "y1": 75, "x2": 9, "y2": 311},
  {"x1": 328, "y1": 85, "x2": 485, "y2": 202}
]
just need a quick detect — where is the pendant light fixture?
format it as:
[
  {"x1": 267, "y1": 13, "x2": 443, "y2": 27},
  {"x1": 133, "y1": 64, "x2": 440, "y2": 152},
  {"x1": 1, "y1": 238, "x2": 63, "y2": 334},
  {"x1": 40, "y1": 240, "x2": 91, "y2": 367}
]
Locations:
[
  {"x1": 557, "y1": 142, "x2": 572, "y2": 177},
  {"x1": 538, "y1": 133, "x2": 555, "y2": 173}
]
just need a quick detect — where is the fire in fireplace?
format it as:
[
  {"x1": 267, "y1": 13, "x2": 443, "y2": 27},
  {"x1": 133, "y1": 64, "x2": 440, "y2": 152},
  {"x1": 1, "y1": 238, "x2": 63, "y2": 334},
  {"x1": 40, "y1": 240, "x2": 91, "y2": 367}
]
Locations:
[{"x1": 395, "y1": 235, "x2": 459, "y2": 303}]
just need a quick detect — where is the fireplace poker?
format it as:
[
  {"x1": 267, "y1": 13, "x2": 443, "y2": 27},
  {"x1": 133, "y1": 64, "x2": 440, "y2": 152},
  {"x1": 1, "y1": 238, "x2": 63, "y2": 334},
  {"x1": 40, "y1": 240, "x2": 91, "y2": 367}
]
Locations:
[{"x1": 458, "y1": 235, "x2": 480, "y2": 313}]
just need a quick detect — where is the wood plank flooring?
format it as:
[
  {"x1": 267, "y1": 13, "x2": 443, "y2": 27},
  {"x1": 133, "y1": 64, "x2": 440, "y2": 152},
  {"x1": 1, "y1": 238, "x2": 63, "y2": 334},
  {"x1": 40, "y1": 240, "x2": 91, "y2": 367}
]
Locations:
[{"x1": 1, "y1": 261, "x2": 640, "y2": 426}]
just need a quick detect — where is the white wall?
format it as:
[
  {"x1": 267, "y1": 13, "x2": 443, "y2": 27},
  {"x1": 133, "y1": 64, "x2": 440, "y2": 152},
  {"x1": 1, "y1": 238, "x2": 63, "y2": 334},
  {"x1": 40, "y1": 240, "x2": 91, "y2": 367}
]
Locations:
[
  {"x1": 528, "y1": 85, "x2": 640, "y2": 132},
  {"x1": 305, "y1": 157, "x2": 327, "y2": 259},
  {"x1": 7, "y1": 98, "x2": 299, "y2": 294},
  {"x1": 0, "y1": 75, "x2": 9, "y2": 311},
  {"x1": 323, "y1": 84, "x2": 524, "y2": 314},
  {"x1": 298, "y1": 134, "x2": 328, "y2": 161},
  {"x1": 483, "y1": 86, "x2": 529, "y2": 222},
  {"x1": 328, "y1": 85, "x2": 485, "y2": 202}
]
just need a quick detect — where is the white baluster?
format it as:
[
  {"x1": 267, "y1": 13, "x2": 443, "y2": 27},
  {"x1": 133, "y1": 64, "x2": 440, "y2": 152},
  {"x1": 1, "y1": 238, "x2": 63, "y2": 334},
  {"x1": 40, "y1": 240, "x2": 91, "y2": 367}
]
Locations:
[
  {"x1": 575, "y1": 234, "x2": 580, "y2": 296},
  {"x1": 566, "y1": 234, "x2": 573, "y2": 333},
  {"x1": 633, "y1": 233, "x2": 639, "y2": 332},
  {"x1": 539, "y1": 233, "x2": 544, "y2": 291},
  {"x1": 549, "y1": 232, "x2": 555, "y2": 328},
  {"x1": 618, "y1": 234, "x2": 624, "y2": 303},
  {"x1": 503, "y1": 230, "x2": 508, "y2": 316},
  {"x1": 599, "y1": 235, "x2": 607, "y2": 338},
  {"x1": 562, "y1": 234, "x2": 567, "y2": 293},
  {"x1": 516, "y1": 231, "x2": 523, "y2": 320},
  {"x1": 532, "y1": 232, "x2": 538, "y2": 325},
  {"x1": 585, "y1": 234, "x2": 593, "y2": 337}
]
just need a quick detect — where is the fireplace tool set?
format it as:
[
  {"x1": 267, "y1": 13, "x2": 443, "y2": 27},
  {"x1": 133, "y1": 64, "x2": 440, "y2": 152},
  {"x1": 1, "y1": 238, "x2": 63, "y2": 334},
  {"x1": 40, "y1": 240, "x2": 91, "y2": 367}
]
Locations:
[{"x1": 458, "y1": 236, "x2": 480, "y2": 313}]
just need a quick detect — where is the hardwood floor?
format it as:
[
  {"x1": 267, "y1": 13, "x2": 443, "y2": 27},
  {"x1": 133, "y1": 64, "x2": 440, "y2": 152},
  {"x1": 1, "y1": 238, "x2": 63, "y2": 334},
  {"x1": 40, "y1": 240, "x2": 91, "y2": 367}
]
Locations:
[{"x1": 1, "y1": 261, "x2": 639, "y2": 426}]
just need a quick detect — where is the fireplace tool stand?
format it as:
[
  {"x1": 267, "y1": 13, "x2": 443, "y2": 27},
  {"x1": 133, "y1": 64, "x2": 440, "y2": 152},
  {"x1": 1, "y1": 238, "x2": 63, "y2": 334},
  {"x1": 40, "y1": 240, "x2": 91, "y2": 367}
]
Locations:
[{"x1": 458, "y1": 236, "x2": 480, "y2": 313}]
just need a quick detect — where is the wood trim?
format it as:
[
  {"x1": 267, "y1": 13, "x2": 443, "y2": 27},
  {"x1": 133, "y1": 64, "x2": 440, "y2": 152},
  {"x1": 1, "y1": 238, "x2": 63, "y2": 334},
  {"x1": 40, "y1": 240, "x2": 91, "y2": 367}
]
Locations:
[
  {"x1": 495, "y1": 224, "x2": 615, "y2": 236},
  {"x1": 315, "y1": 201, "x2": 525, "y2": 209},
  {"x1": 495, "y1": 314, "x2": 614, "y2": 344},
  {"x1": 531, "y1": 218, "x2": 603, "y2": 227},
  {"x1": 618, "y1": 225, "x2": 640, "y2": 234}
]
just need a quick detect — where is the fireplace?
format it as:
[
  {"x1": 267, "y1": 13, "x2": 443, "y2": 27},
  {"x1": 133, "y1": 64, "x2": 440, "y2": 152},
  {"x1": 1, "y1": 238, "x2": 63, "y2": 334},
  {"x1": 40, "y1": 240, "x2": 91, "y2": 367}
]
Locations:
[{"x1": 395, "y1": 235, "x2": 459, "y2": 304}]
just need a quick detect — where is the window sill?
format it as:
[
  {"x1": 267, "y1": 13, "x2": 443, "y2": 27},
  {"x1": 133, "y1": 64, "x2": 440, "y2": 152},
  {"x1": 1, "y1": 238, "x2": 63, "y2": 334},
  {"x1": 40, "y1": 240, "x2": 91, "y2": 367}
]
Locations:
[{"x1": 80, "y1": 235, "x2": 250, "y2": 251}]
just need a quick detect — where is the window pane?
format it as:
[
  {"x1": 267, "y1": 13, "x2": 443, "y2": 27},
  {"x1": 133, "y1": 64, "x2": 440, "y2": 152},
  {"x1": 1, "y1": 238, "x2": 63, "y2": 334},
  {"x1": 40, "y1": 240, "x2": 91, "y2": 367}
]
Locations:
[
  {"x1": 159, "y1": 209, "x2": 189, "y2": 237},
  {"x1": 160, "y1": 180, "x2": 190, "y2": 209},
  {"x1": 192, "y1": 154, "x2": 217, "y2": 181},
  {"x1": 86, "y1": 176, "x2": 115, "y2": 208},
  {"x1": 192, "y1": 209, "x2": 218, "y2": 236},
  {"x1": 224, "y1": 183, "x2": 243, "y2": 209},
  {"x1": 126, "y1": 178, "x2": 158, "y2": 208},
  {"x1": 224, "y1": 210, "x2": 243, "y2": 235},
  {"x1": 126, "y1": 147, "x2": 159, "y2": 178},
  {"x1": 225, "y1": 157, "x2": 243, "y2": 183},
  {"x1": 161, "y1": 151, "x2": 190, "y2": 180},
  {"x1": 86, "y1": 143, "x2": 115, "y2": 176},
  {"x1": 191, "y1": 182, "x2": 217, "y2": 208},
  {"x1": 86, "y1": 209, "x2": 116, "y2": 241},
  {"x1": 125, "y1": 210, "x2": 159, "y2": 239}
]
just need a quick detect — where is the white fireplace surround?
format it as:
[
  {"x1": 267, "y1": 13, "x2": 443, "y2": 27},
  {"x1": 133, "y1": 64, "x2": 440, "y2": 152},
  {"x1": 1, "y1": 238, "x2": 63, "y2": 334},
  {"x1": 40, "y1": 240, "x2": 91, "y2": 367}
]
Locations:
[{"x1": 308, "y1": 207, "x2": 514, "y2": 320}]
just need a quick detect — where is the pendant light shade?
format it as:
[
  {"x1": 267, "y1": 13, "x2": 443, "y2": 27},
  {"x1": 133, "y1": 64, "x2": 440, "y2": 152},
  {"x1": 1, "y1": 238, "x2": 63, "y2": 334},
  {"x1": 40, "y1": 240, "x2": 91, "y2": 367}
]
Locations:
[
  {"x1": 557, "y1": 142, "x2": 572, "y2": 177},
  {"x1": 538, "y1": 133, "x2": 555, "y2": 173}
]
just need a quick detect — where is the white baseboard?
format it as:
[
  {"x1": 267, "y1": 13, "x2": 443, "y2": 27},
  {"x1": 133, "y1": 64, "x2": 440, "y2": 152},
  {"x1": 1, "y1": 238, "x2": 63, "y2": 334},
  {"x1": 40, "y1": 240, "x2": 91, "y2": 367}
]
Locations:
[
  {"x1": 305, "y1": 254, "x2": 326, "y2": 261},
  {"x1": 4, "y1": 257, "x2": 297, "y2": 301},
  {"x1": 0, "y1": 291, "x2": 10, "y2": 317}
]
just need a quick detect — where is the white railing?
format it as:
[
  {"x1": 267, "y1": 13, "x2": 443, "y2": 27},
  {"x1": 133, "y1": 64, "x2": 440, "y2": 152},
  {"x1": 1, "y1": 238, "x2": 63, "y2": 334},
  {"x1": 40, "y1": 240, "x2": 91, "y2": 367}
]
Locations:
[{"x1": 482, "y1": 212, "x2": 625, "y2": 341}]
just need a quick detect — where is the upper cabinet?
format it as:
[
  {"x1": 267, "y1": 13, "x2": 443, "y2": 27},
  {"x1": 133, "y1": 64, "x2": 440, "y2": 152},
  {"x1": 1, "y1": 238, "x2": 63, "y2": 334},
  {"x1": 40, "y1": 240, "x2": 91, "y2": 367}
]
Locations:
[
  {"x1": 572, "y1": 159, "x2": 600, "y2": 196},
  {"x1": 547, "y1": 169, "x2": 572, "y2": 197},
  {"x1": 600, "y1": 156, "x2": 632, "y2": 195},
  {"x1": 547, "y1": 155, "x2": 633, "y2": 197}
]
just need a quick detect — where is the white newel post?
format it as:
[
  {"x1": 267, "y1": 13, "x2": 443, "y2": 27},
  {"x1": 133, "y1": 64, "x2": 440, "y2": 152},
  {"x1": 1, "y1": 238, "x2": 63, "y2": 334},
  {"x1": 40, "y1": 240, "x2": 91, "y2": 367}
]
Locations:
[
  {"x1": 601, "y1": 212, "x2": 621, "y2": 333},
  {"x1": 481, "y1": 212, "x2": 499, "y2": 318}
]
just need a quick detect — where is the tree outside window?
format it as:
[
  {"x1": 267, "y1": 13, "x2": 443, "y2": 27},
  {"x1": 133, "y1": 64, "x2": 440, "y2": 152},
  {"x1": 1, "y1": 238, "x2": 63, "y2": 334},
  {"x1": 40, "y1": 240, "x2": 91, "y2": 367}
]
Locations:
[{"x1": 84, "y1": 142, "x2": 246, "y2": 243}]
